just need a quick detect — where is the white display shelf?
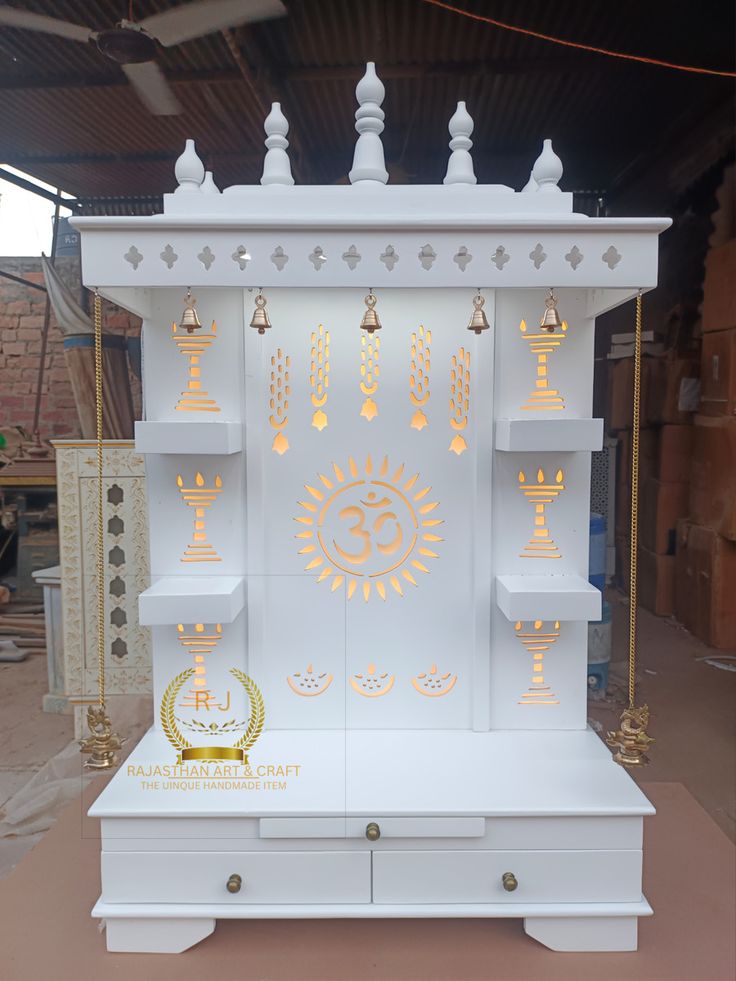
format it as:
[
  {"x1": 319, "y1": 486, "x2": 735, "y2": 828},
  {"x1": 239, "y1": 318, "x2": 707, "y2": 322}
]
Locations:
[
  {"x1": 495, "y1": 574, "x2": 601, "y2": 621},
  {"x1": 495, "y1": 419, "x2": 603, "y2": 453},
  {"x1": 138, "y1": 575, "x2": 245, "y2": 625},
  {"x1": 135, "y1": 421, "x2": 242, "y2": 456}
]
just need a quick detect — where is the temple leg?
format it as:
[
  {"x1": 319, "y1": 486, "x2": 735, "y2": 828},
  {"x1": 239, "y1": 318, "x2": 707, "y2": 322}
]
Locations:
[
  {"x1": 524, "y1": 915, "x2": 638, "y2": 952},
  {"x1": 103, "y1": 917, "x2": 216, "y2": 953}
]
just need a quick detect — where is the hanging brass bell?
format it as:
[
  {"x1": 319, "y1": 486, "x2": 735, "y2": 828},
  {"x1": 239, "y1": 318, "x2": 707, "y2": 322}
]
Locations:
[
  {"x1": 250, "y1": 291, "x2": 271, "y2": 334},
  {"x1": 178, "y1": 288, "x2": 202, "y2": 333},
  {"x1": 467, "y1": 292, "x2": 490, "y2": 334},
  {"x1": 360, "y1": 291, "x2": 381, "y2": 334},
  {"x1": 540, "y1": 288, "x2": 563, "y2": 332}
]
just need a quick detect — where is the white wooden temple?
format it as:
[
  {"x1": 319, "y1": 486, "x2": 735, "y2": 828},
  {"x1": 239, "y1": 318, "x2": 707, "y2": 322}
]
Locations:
[{"x1": 74, "y1": 63, "x2": 669, "y2": 954}]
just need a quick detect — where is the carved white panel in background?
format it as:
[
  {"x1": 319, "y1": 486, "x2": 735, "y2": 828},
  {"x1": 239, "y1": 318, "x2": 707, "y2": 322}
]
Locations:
[{"x1": 55, "y1": 442, "x2": 152, "y2": 720}]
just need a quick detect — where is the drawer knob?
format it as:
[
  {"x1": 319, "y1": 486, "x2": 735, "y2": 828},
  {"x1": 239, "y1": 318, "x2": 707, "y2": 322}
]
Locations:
[
  {"x1": 226, "y1": 873, "x2": 242, "y2": 894},
  {"x1": 365, "y1": 821, "x2": 381, "y2": 841},
  {"x1": 502, "y1": 872, "x2": 518, "y2": 892}
]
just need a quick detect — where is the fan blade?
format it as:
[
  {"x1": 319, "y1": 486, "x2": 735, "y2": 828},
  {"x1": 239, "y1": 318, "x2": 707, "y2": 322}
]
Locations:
[
  {"x1": 0, "y1": 7, "x2": 93, "y2": 43},
  {"x1": 122, "y1": 61, "x2": 182, "y2": 116},
  {"x1": 141, "y1": 0, "x2": 286, "y2": 48}
]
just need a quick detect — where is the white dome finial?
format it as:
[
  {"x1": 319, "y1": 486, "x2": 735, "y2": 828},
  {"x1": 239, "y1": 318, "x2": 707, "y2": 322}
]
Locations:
[
  {"x1": 521, "y1": 170, "x2": 539, "y2": 193},
  {"x1": 532, "y1": 138, "x2": 563, "y2": 193},
  {"x1": 261, "y1": 102, "x2": 294, "y2": 186},
  {"x1": 200, "y1": 171, "x2": 220, "y2": 195},
  {"x1": 174, "y1": 139, "x2": 205, "y2": 193},
  {"x1": 349, "y1": 62, "x2": 388, "y2": 185},
  {"x1": 443, "y1": 101, "x2": 476, "y2": 185}
]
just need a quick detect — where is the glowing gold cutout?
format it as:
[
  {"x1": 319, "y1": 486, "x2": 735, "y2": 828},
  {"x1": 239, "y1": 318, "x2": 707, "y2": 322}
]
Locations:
[
  {"x1": 449, "y1": 347, "x2": 471, "y2": 454},
  {"x1": 177, "y1": 623, "x2": 230, "y2": 711},
  {"x1": 269, "y1": 348, "x2": 290, "y2": 454},
  {"x1": 410, "y1": 325, "x2": 431, "y2": 430},
  {"x1": 360, "y1": 333, "x2": 380, "y2": 421},
  {"x1": 515, "y1": 620, "x2": 561, "y2": 704},
  {"x1": 177, "y1": 471, "x2": 223, "y2": 562},
  {"x1": 518, "y1": 468, "x2": 565, "y2": 558},
  {"x1": 350, "y1": 663, "x2": 395, "y2": 697},
  {"x1": 295, "y1": 454, "x2": 443, "y2": 601},
  {"x1": 519, "y1": 318, "x2": 568, "y2": 411},
  {"x1": 310, "y1": 324, "x2": 330, "y2": 431},
  {"x1": 287, "y1": 663, "x2": 334, "y2": 696},
  {"x1": 171, "y1": 319, "x2": 221, "y2": 413},
  {"x1": 412, "y1": 664, "x2": 458, "y2": 697}
]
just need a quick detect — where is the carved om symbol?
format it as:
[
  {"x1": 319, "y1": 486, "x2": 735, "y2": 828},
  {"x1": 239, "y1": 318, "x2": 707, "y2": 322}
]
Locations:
[{"x1": 333, "y1": 491, "x2": 403, "y2": 566}]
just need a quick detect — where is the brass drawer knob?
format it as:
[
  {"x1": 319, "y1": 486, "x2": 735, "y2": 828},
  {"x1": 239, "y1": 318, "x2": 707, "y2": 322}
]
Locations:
[
  {"x1": 365, "y1": 821, "x2": 381, "y2": 841},
  {"x1": 502, "y1": 872, "x2": 518, "y2": 892},
  {"x1": 226, "y1": 873, "x2": 242, "y2": 894}
]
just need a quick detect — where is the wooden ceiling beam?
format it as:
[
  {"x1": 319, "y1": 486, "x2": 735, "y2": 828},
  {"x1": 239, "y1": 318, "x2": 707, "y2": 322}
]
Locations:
[{"x1": 0, "y1": 55, "x2": 621, "y2": 94}]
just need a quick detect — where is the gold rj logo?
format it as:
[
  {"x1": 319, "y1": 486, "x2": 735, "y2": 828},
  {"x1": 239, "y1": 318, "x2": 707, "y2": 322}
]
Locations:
[
  {"x1": 161, "y1": 667, "x2": 265, "y2": 764},
  {"x1": 295, "y1": 454, "x2": 443, "y2": 602}
]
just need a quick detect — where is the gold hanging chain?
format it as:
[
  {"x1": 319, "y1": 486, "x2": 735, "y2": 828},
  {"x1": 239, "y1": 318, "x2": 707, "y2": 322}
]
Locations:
[
  {"x1": 606, "y1": 289, "x2": 654, "y2": 766},
  {"x1": 628, "y1": 289, "x2": 642, "y2": 709},
  {"x1": 79, "y1": 290, "x2": 123, "y2": 768},
  {"x1": 94, "y1": 288, "x2": 106, "y2": 709}
]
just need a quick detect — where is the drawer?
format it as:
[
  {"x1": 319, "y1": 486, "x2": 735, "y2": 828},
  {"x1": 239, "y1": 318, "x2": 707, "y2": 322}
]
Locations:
[
  {"x1": 102, "y1": 850, "x2": 370, "y2": 904},
  {"x1": 372, "y1": 849, "x2": 642, "y2": 904},
  {"x1": 259, "y1": 817, "x2": 486, "y2": 839}
]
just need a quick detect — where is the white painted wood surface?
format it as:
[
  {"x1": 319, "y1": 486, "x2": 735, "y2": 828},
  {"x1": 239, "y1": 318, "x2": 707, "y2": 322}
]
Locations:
[
  {"x1": 74, "y1": 61, "x2": 669, "y2": 954},
  {"x1": 495, "y1": 418, "x2": 603, "y2": 452},
  {"x1": 103, "y1": 850, "x2": 371, "y2": 904},
  {"x1": 135, "y1": 421, "x2": 242, "y2": 455},
  {"x1": 372, "y1": 849, "x2": 642, "y2": 904},
  {"x1": 138, "y1": 576, "x2": 245, "y2": 625}
]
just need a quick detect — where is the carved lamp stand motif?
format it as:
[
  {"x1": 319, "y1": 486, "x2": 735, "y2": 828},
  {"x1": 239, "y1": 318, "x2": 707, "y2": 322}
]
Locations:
[
  {"x1": 177, "y1": 471, "x2": 223, "y2": 562},
  {"x1": 519, "y1": 318, "x2": 568, "y2": 411},
  {"x1": 176, "y1": 622, "x2": 228, "y2": 712},
  {"x1": 515, "y1": 620, "x2": 561, "y2": 705},
  {"x1": 172, "y1": 319, "x2": 220, "y2": 413},
  {"x1": 518, "y1": 468, "x2": 565, "y2": 558}
]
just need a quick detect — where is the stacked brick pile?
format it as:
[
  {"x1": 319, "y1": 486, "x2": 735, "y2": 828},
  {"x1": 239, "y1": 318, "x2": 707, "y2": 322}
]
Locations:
[{"x1": 0, "y1": 256, "x2": 141, "y2": 439}]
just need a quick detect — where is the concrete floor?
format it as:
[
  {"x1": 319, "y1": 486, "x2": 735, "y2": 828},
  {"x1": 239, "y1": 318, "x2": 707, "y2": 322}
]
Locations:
[
  {"x1": 589, "y1": 592, "x2": 736, "y2": 843},
  {"x1": 0, "y1": 594, "x2": 734, "y2": 881}
]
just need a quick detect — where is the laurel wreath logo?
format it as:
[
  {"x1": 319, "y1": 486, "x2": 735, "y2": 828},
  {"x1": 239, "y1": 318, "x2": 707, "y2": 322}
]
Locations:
[{"x1": 160, "y1": 666, "x2": 265, "y2": 763}]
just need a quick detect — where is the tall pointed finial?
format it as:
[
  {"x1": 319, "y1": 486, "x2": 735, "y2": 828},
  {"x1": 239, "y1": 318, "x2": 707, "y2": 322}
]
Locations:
[
  {"x1": 261, "y1": 102, "x2": 294, "y2": 186},
  {"x1": 521, "y1": 171, "x2": 538, "y2": 193},
  {"x1": 174, "y1": 139, "x2": 205, "y2": 193},
  {"x1": 531, "y1": 138, "x2": 563, "y2": 193},
  {"x1": 349, "y1": 62, "x2": 388, "y2": 185},
  {"x1": 443, "y1": 101, "x2": 476, "y2": 185}
]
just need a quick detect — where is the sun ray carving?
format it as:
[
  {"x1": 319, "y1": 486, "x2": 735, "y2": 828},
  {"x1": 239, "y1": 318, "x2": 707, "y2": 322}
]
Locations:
[{"x1": 294, "y1": 454, "x2": 443, "y2": 601}]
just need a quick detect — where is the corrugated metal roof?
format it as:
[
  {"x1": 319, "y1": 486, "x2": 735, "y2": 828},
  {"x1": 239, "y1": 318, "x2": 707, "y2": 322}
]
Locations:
[{"x1": 0, "y1": 0, "x2": 733, "y2": 202}]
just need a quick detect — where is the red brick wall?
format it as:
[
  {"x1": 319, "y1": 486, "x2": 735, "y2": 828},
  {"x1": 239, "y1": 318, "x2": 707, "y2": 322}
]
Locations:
[{"x1": 0, "y1": 256, "x2": 141, "y2": 439}]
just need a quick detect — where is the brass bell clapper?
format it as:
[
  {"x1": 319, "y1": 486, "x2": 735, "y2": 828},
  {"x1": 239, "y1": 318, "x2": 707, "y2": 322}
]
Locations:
[
  {"x1": 179, "y1": 287, "x2": 202, "y2": 333},
  {"x1": 360, "y1": 289, "x2": 382, "y2": 334},
  {"x1": 540, "y1": 287, "x2": 563, "y2": 332},
  {"x1": 250, "y1": 289, "x2": 272, "y2": 334},
  {"x1": 468, "y1": 290, "x2": 490, "y2": 335}
]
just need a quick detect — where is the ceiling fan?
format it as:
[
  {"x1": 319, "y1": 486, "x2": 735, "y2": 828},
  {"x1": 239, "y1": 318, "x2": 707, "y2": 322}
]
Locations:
[{"x1": 0, "y1": 0, "x2": 286, "y2": 115}]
